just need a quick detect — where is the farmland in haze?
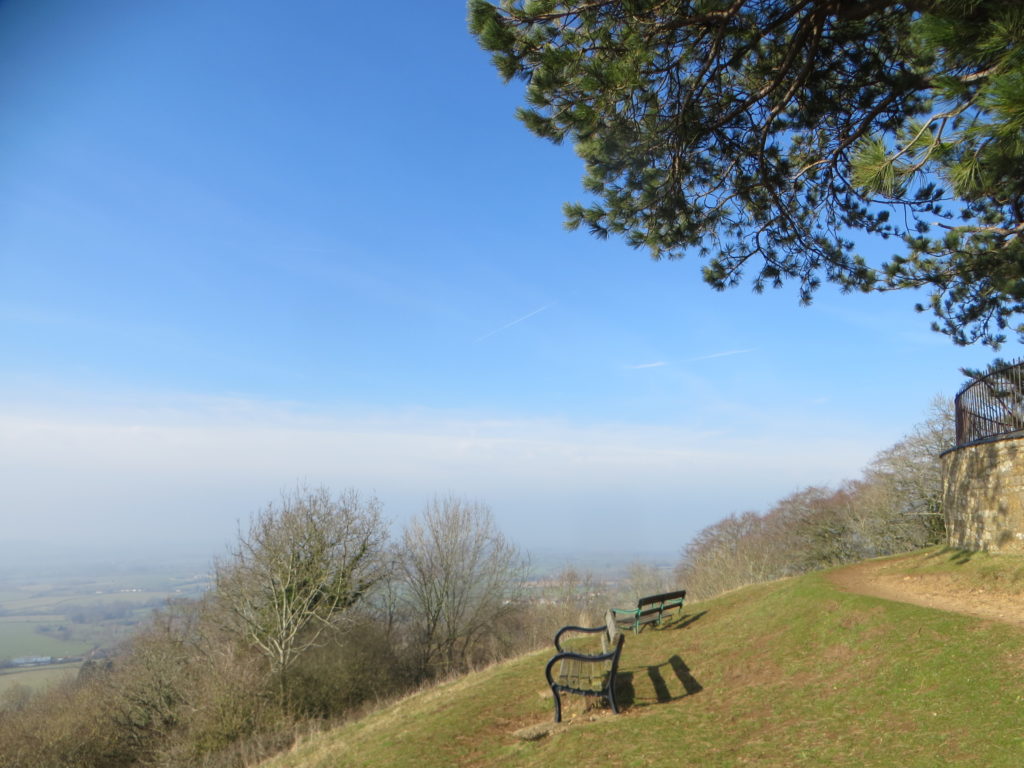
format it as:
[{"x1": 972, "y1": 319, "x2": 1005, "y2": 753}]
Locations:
[{"x1": 0, "y1": 565, "x2": 210, "y2": 697}]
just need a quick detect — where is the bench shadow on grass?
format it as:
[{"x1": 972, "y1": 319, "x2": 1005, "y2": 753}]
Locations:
[
  {"x1": 925, "y1": 545, "x2": 974, "y2": 564},
  {"x1": 615, "y1": 654, "x2": 703, "y2": 710},
  {"x1": 659, "y1": 610, "x2": 708, "y2": 631},
  {"x1": 609, "y1": 611, "x2": 707, "y2": 714}
]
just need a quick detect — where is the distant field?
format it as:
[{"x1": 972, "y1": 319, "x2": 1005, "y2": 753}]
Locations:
[
  {"x1": 0, "y1": 565, "x2": 210, "y2": 668},
  {"x1": 0, "y1": 620, "x2": 93, "y2": 659},
  {"x1": 2, "y1": 590, "x2": 179, "y2": 614},
  {"x1": 2, "y1": 613, "x2": 66, "y2": 624},
  {"x1": 0, "y1": 595, "x2": 70, "y2": 614},
  {"x1": 0, "y1": 662, "x2": 81, "y2": 697}
]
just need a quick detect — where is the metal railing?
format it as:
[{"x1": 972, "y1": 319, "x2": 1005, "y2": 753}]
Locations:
[{"x1": 954, "y1": 358, "x2": 1024, "y2": 447}]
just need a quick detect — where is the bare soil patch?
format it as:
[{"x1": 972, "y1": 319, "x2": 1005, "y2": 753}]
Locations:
[{"x1": 827, "y1": 555, "x2": 1024, "y2": 627}]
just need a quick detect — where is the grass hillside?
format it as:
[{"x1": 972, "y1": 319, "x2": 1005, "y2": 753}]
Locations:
[{"x1": 263, "y1": 550, "x2": 1024, "y2": 768}]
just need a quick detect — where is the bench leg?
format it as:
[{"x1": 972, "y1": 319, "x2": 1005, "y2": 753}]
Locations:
[
  {"x1": 551, "y1": 686, "x2": 563, "y2": 723},
  {"x1": 607, "y1": 684, "x2": 619, "y2": 715}
]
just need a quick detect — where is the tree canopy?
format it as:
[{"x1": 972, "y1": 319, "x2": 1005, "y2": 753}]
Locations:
[
  {"x1": 469, "y1": 0, "x2": 1024, "y2": 346},
  {"x1": 214, "y1": 486, "x2": 387, "y2": 705}
]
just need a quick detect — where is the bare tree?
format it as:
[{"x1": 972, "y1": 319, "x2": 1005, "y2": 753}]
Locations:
[
  {"x1": 863, "y1": 395, "x2": 954, "y2": 545},
  {"x1": 676, "y1": 510, "x2": 793, "y2": 600},
  {"x1": 399, "y1": 495, "x2": 529, "y2": 676},
  {"x1": 676, "y1": 399, "x2": 956, "y2": 601},
  {"x1": 214, "y1": 486, "x2": 387, "y2": 704},
  {"x1": 620, "y1": 562, "x2": 673, "y2": 605},
  {"x1": 549, "y1": 565, "x2": 603, "y2": 626}
]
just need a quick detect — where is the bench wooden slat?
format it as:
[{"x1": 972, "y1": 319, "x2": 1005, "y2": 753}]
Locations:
[{"x1": 557, "y1": 657, "x2": 610, "y2": 692}]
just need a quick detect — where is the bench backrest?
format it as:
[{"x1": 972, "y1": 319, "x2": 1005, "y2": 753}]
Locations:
[
  {"x1": 637, "y1": 589, "x2": 687, "y2": 610},
  {"x1": 601, "y1": 609, "x2": 620, "y2": 653},
  {"x1": 553, "y1": 610, "x2": 623, "y2": 654},
  {"x1": 601, "y1": 609, "x2": 625, "y2": 676}
]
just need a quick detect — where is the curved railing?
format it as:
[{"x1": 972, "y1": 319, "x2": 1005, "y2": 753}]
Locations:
[{"x1": 955, "y1": 359, "x2": 1024, "y2": 447}]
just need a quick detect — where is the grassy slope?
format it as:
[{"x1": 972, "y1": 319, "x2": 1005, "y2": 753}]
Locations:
[{"x1": 264, "y1": 552, "x2": 1024, "y2": 768}]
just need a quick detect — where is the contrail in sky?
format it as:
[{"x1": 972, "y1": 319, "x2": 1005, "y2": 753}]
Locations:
[
  {"x1": 627, "y1": 361, "x2": 667, "y2": 369},
  {"x1": 685, "y1": 348, "x2": 756, "y2": 362},
  {"x1": 475, "y1": 302, "x2": 555, "y2": 343}
]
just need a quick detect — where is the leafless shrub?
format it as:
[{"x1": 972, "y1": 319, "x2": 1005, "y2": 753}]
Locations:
[
  {"x1": 0, "y1": 672, "x2": 135, "y2": 768},
  {"x1": 678, "y1": 399, "x2": 955, "y2": 600},
  {"x1": 213, "y1": 486, "x2": 388, "y2": 706},
  {"x1": 398, "y1": 494, "x2": 530, "y2": 677}
]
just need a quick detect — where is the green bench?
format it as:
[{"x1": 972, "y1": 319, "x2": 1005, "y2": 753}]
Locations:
[
  {"x1": 544, "y1": 610, "x2": 625, "y2": 723},
  {"x1": 611, "y1": 589, "x2": 686, "y2": 634}
]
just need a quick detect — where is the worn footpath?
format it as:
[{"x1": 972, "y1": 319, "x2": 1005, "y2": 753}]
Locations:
[{"x1": 828, "y1": 554, "x2": 1024, "y2": 627}]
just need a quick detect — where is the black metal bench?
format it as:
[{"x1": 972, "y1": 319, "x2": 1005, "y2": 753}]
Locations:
[
  {"x1": 544, "y1": 610, "x2": 625, "y2": 723},
  {"x1": 611, "y1": 589, "x2": 686, "y2": 634}
]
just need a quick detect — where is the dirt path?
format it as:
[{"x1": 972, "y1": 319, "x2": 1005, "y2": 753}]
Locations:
[{"x1": 827, "y1": 556, "x2": 1024, "y2": 627}]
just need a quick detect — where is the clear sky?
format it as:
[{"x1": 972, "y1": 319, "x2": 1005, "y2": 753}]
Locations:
[{"x1": 0, "y1": 0, "x2": 1009, "y2": 565}]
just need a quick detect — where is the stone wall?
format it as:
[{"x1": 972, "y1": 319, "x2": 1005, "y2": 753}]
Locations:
[{"x1": 942, "y1": 436, "x2": 1024, "y2": 553}]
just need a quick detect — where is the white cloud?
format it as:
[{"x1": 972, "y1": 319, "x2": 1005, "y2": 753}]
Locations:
[{"x1": 0, "y1": 394, "x2": 883, "y2": 559}]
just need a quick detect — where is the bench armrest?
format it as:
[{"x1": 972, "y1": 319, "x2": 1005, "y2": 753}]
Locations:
[
  {"x1": 553, "y1": 623, "x2": 607, "y2": 652},
  {"x1": 610, "y1": 606, "x2": 640, "y2": 617},
  {"x1": 545, "y1": 651, "x2": 617, "y2": 684},
  {"x1": 544, "y1": 637, "x2": 624, "y2": 686}
]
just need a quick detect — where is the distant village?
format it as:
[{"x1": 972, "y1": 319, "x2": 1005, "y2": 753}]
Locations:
[{"x1": 2, "y1": 649, "x2": 108, "y2": 669}]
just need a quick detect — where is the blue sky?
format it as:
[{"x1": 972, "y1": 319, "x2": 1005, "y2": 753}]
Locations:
[{"x1": 0, "y1": 0, "x2": 1008, "y2": 564}]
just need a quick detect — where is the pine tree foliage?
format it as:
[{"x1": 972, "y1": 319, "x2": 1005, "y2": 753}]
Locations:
[{"x1": 469, "y1": 0, "x2": 1024, "y2": 346}]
